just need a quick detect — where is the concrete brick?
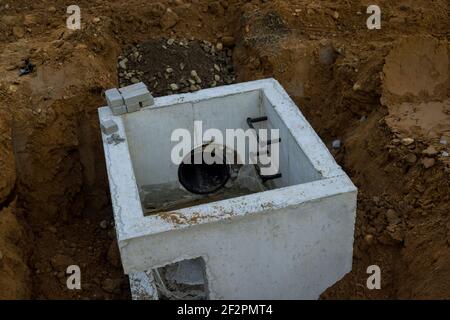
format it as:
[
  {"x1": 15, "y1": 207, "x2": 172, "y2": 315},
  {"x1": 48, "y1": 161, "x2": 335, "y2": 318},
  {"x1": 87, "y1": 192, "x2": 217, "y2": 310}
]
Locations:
[
  {"x1": 140, "y1": 97, "x2": 155, "y2": 108},
  {"x1": 111, "y1": 105, "x2": 127, "y2": 116},
  {"x1": 126, "y1": 103, "x2": 140, "y2": 113},
  {"x1": 105, "y1": 88, "x2": 124, "y2": 108},
  {"x1": 118, "y1": 82, "x2": 147, "y2": 95},
  {"x1": 122, "y1": 87, "x2": 153, "y2": 108},
  {"x1": 100, "y1": 119, "x2": 118, "y2": 135}
]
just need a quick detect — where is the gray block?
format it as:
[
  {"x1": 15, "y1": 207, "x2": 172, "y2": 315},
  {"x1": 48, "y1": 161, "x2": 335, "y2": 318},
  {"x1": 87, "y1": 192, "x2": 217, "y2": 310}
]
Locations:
[
  {"x1": 101, "y1": 119, "x2": 119, "y2": 135},
  {"x1": 118, "y1": 82, "x2": 147, "y2": 94},
  {"x1": 122, "y1": 87, "x2": 153, "y2": 107},
  {"x1": 105, "y1": 88, "x2": 124, "y2": 108},
  {"x1": 140, "y1": 96, "x2": 155, "y2": 108},
  {"x1": 111, "y1": 105, "x2": 127, "y2": 116},
  {"x1": 126, "y1": 103, "x2": 140, "y2": 113}
]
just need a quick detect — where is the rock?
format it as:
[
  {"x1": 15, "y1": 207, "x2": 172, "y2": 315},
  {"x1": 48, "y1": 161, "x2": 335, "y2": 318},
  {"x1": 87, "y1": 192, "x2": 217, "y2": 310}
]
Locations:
[
  {"x1": 100, "y1": 220, "x2": 108, "y2": 229},
  {"x1": 12, "y1": 26, "x2": 25, "y2": 38},
  {"x1": 319, "y1": 43, "x2": 337, "y2": 65},
  {"x1": 216, "y1": 43, "x2": 223, "y2": 51},
  {"x1": 48, "y1": 6, "x2": 56, "y2": 13},
  {"x1": 422, "y1": 157, "x2": 435, "y2": 169},
  {"x1": 107, "y1": 240, "x2": 121, "y2": 268},
  {"x1": 214, "y1": 64, "x2": 220, "y2": 72},
  {"x1": 214, "y1": 74, "x2": 221, "y2": 82},
  {"x1": 441, "y1": 151, "x2": 449, "y2": 157},
  {"x1": 422, "y1": 146, "x2": 438, "y2": 156},
  {"x1": 194, "y1": 75, "x2": 202, "y2": 84},
  {"x1": 386, "y1": 209, "x2": 400, "y2": 224},
  {"x1": 170, "y1": 83, "x2": 179, "y2": 91},
  {"x1": 167, "y1": 38, "x2": 175, "y2": 45},
  {"x1": 160, "y1": 9, "x2": 179, "y2": 30},
  {"x1": 118, "y1": 58, "x2": 128, "y2": 70},
  {"x1": 179, "y1": 63, "x2": 185, "y2": 70},
  {"x1": 190, "y1": 70, "x2": 198, "y2": 77},
  {"x1": 93, "y1": 17, "x2": 101, "y2": 23},
  {"x1": 364, "y1": 234, "x2": 374, "y2": 245},
  {"x1": 102, "y1": 278, "x2": 122, "y2": 294},
  {"x1": 332, "y1": 139, "x2": 341, "y2": 149},
  {"x1": 130, "y1": 77, "x2": 140, "y2": 84},
  {"x1": 401, "y1": 138, "x2": 414, "y2": 146},
  {"x1": 405, "y1": 153, "x2": 417, "y2": 164},
  {"x1": 166, "y1": 67, "x2": 174, "y2": 74},
  {"x1": 221, "y1": 36, "x2": 235, "y2": 47},
  {"x1": 352, "y1": 82, "x2": 362, "y2": 91}
]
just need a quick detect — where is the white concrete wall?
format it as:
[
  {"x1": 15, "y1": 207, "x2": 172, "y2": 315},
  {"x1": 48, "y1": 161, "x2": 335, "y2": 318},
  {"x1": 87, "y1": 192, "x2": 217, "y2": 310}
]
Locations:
[{"x1": 120, "y1": 178, "x2": 356, "y2": 299}]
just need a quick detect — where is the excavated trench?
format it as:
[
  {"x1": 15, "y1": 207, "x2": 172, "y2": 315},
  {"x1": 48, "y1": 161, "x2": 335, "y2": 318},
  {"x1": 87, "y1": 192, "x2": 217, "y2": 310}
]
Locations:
[{"x1": 1, "y1": 0, "x2": 450, "y2": 300}]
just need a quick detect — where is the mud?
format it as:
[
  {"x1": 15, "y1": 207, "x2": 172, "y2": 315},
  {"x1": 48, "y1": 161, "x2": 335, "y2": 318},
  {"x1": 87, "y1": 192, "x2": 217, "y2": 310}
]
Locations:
[{"x1": 0, "y1": 0, "x2": 450, "y2": 299}]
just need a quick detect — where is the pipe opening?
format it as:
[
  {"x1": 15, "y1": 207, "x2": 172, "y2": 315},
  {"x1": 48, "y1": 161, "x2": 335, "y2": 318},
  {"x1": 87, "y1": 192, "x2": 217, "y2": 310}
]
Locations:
[{"x1": 178, "y1": 146, "x2": 230, "y2": 195}]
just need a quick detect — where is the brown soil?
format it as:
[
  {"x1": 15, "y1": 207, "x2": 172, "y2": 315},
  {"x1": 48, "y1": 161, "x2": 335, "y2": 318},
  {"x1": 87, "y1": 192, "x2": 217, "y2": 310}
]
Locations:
[
  {"x1": 118, "y1": 38, "x2": 236, "y2": 97},
  {"x1": 0, "y1": 0, "x2": 449, "y2": 299}
]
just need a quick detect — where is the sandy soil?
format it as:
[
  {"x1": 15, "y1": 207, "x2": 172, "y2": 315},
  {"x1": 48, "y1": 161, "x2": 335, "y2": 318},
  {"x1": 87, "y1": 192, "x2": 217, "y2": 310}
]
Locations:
[{"x1": 0, "y1": 0, "x2": 449, "y2": 299}]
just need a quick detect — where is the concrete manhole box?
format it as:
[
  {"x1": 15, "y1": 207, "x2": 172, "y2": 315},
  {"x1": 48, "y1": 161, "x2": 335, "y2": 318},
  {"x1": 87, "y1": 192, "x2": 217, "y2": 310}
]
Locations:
[{"x1": 99, "y1": 78, "x2": 357, "y2": 299}]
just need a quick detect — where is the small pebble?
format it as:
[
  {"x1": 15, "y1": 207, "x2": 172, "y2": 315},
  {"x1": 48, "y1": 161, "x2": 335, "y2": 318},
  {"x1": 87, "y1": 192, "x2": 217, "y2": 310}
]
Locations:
[
  {"x1": 401, "y1": 138, "x2": 414, "y2": 146},
  {"x1": 100, "y1": 220, "x2": 108, "y2": 229},
  {"x1": 364, "y1": 234, "x2": 374, "y2": 245},
  {"x1": 170, "y1": 83, "x2": 179, "y2": 91},
  {"x1": 422, "y1": 157, "x2": 435, "y2": 169},
  {"x1": 332, "y1": 139, "x2": 341, "y2": 149},
  {"x1": 118, "y1": 58, "x2": 128, "y2": 70},
  {"x1": 441, "y1": 151, "x2": 449, "y2": 157}
]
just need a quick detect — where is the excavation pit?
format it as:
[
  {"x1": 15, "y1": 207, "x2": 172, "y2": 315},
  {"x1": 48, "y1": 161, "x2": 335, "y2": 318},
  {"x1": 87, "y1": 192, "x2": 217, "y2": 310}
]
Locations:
[{"x1": 99, "y1": 79, "x2": 357, "y2": 299}]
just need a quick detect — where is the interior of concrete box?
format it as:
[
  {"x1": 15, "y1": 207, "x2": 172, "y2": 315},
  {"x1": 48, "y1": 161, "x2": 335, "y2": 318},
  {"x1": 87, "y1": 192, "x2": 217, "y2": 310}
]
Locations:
[{"x1": 122, "y1": 89, "x2": 322, "y2": 215}]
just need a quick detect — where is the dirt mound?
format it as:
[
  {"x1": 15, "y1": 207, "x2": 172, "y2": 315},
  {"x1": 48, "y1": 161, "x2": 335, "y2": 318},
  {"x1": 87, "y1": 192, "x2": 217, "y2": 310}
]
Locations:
[{"x1": 118, "y1": 38, "x2": 235, "y2": 97}]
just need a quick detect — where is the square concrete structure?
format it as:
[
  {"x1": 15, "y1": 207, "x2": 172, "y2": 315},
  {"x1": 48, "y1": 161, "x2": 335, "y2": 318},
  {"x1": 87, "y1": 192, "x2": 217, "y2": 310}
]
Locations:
[{"x1": 98, "y1": 78, "x2": 357, "y2": 300}]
